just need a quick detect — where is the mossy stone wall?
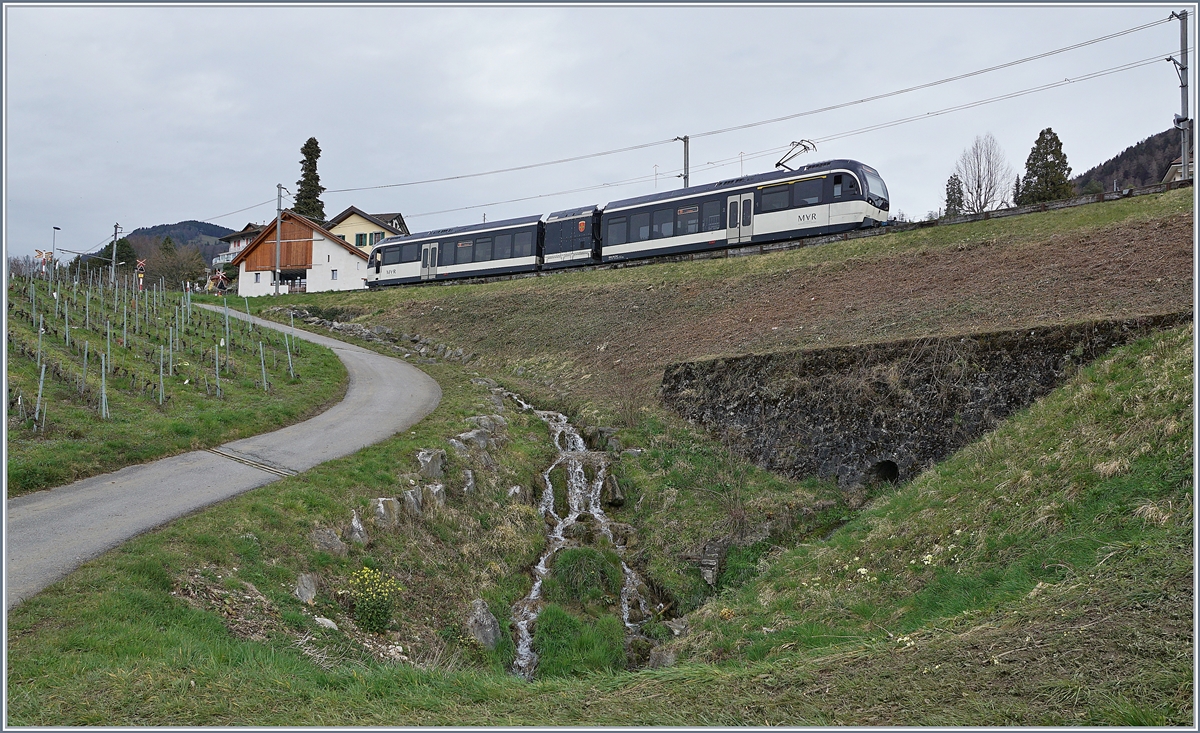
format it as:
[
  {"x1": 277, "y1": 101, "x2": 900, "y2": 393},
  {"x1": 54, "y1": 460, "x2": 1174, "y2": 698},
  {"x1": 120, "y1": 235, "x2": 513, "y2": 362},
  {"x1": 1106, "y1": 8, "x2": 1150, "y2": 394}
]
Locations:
[{"x1": 661, "y1": 313, "x2": 1190, "y2": 487}]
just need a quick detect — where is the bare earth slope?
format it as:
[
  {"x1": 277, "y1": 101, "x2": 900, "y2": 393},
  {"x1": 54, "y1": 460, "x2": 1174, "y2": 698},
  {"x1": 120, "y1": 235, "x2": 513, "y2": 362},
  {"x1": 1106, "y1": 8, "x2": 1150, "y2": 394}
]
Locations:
[{"x1": 332, "y1": 192, "x2": 1192, "y2": 406}]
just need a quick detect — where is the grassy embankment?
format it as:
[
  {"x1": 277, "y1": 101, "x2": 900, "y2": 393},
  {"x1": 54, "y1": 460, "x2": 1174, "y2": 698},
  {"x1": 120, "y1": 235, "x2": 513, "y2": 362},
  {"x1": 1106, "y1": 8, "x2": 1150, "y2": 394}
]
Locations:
[
  {"x1": 5, "y1": 279, "x2": 346, "y2": 496},
  {"x1": 6, "y1": 190, "x2": 1193, "y2": 724}
]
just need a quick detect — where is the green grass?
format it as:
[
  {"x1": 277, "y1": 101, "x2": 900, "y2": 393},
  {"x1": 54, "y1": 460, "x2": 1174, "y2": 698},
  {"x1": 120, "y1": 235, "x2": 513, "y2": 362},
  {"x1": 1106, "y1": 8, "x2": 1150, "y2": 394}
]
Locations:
[
  {"x1": 6, "y1": 279, "x2": 347, "y2": 495},
  {"x1": 532, "y1": 604, "x2": 627, "y2": 678},
  {"x1": 543, "y1": 547, "x2": 623, "y2": 608},
  {"x1": 8, "y1": 325, "x2": 1190, "y2": 724},
  {"x1": 5, "y1": 192, "x2": 1192, "y2": 724}
]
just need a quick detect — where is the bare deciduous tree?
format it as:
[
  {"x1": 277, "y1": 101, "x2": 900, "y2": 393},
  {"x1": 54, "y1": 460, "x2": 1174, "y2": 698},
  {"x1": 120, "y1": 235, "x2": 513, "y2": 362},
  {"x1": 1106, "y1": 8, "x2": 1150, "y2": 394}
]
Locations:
[{"x1": 954, "y1": 133, "x2": 1014, "y2": 214}]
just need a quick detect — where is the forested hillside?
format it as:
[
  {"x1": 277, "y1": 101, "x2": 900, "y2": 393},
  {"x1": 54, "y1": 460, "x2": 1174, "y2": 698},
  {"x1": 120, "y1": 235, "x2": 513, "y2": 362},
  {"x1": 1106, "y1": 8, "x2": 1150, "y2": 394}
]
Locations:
[
  {"x1": 1072, "y1": 128, "x2": 1181, "y2": 192},
  {"x1": 125, "y1": 220, "x2": 235, "y2": 264}
]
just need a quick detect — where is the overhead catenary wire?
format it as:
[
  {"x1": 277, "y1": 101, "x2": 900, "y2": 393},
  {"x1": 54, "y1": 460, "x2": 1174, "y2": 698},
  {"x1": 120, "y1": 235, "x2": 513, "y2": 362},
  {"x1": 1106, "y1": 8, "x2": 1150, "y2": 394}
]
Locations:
[
  {"x1": 57, "y1": 16, "x2": 1180, "y2": 249},
  {"x1": 324, "y1": 15, "x2": 1174, "y2": 196},
  {"x1": 402, "y1": 47, "x2": 1184, "y2": 220}
]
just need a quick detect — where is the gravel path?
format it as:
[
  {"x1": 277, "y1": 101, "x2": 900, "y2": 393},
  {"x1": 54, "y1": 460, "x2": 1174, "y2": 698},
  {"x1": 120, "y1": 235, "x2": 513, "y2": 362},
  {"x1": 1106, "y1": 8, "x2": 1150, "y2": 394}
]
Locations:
[{"x1": 5, "y1": 307, "x2": 441, "y2": 610}]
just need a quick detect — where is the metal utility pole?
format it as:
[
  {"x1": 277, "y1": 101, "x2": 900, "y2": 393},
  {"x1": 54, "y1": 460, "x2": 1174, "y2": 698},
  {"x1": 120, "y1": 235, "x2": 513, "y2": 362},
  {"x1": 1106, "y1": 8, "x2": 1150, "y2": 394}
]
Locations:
[
  {"x1": 274, "y1": 184, "x2": 283, "y2": 296},
  {"x1": 675, "y1": 135, "x2": 690, "y2": 188},
  {"x1": 109, "y1": 223, "x2": 120, "y2": 284},
  {"x1": 1169, "y1": 10, "x2": 1191, "y2": 179},
  {"x1": 51, "y1": 226, "x2": 60, "y2": 286}
]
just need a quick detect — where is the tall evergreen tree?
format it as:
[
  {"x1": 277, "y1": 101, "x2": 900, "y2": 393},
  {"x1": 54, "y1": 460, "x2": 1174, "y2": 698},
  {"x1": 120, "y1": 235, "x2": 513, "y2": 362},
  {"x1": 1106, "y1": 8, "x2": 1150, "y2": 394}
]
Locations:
[
  {"x1": 1012, "y1": 175, "x2": 1023, "y2": 206},
  {"x1": 160, "y1": 235, "x2": 175, "y2": 253},
  {"x1": 944, "y1": 173, "x2": 964, "y2": 217},
  {"x1": 1018, "y1": 128, "x2": 1073, "y2": 204},
  {"x1": 294, "y1": 137, "x2": 326, "y2": 221},
  {"x1": 945, "y1": 173, "x2": 964, "y2": 215}
]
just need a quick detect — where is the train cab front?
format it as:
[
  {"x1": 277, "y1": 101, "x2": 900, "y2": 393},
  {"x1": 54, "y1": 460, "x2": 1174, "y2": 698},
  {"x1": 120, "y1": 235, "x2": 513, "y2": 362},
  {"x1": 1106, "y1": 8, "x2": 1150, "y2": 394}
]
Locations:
[{"x1": 859, "y1": 164, "x2": 890, "y2": 226}]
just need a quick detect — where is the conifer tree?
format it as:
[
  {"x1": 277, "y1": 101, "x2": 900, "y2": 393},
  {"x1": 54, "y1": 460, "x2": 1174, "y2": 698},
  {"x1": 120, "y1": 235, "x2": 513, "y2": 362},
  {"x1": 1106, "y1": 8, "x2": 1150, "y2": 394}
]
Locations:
[
  {"x1": 944, "y1": 173, "x2": 964, "y2": 217},
  {"x1": 1012, "y1": 175, "x2": 1022, "y2": 206},
  {"x1": 294, "y1": 137, "x2": 326, "y2": 221},
  {"x1": 1018, "y1": 128, "x2": 1073, "y2": 204}
]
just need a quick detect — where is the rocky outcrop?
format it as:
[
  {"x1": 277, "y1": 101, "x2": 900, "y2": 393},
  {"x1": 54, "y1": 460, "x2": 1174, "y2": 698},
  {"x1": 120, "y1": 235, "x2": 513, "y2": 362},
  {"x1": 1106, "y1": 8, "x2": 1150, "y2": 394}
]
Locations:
[
  {"x1": 310, "y1": 527, "x2": 348, "y2": 558},
  {"x1": 662, "y1": 313, "x2": 1191, "y2": 487},
  {"x1": 601, "y1": 473, "x2": 625, "y2": 507},
  {"x1": 465, "y1": 599, "x2": 503, "y2": 650},
  {"x1": 698, "y1": 541, "x2": 728, "y2": 587},
  {"x1": 371, "y1": 497, "x2": 401, "y2": 529},
  {"x1": 344, "y1": 509, "x2": 369, "y2": 546},
  {"x1": 294, "y1": 573, "x2": 319, "y2": 605},
  {"x1": 417, "y1": 449, "x2": 446, "y2": 480}
]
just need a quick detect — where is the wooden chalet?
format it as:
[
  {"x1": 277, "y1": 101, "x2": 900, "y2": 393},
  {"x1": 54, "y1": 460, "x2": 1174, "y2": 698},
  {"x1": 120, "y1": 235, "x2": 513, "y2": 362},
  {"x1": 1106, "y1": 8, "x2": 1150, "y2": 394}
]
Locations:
[{"x1": 231, "y1": 210, "x2": 369, "y2": 296}]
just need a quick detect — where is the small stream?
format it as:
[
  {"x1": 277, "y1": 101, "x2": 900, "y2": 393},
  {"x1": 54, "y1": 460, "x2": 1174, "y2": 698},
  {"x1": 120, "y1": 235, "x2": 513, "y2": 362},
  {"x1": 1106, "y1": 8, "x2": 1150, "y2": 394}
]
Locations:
[{"x1": 506, "y1": 392, "x2": 651, "y2": 680}]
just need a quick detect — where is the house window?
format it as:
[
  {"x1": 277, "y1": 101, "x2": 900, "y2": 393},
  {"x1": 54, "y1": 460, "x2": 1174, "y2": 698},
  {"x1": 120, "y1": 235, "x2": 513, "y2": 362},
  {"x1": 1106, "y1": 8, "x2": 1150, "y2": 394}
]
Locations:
[
  {"x1": 327, "y1": 254, "x2": 331, "y2": 263},
  {"x1": 254, "y1": 273, "x2": 261, "y2": 283},
  {"x1": 355, "y1": 233, "x2": 367, "y2": 247},
  {"x1": 337, "y1": 234, "x2": 346, "y2": 241},
  {"x1": 371, "y1": 231, "x2": 385, "y2": 245},
  {"x1": 331, "y1": 269, "x2": 338, "y2": 281}
]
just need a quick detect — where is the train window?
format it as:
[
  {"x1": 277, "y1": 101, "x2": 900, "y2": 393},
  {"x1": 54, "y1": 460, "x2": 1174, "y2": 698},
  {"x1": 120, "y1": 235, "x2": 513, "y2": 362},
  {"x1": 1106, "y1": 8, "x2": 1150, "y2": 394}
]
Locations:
[
  {"x1": 456, "y1": 239, "x2": 474, "y2": 263},
  {"x1": 607, "y1": 217, "x2": 627, "y2": 245},
  {"x1": 475, "y1": 237, "x2": 493, "y2": 262},
  {"x1": 422, "y1": 248, "x2": 429, "y2": 268},
  {"x1": 651, "y1": 208, "x2": 673, "y2": 238},
  {"x1": 728, "y1": 202, "x2": 738, "y2": 228},
  {"x1": 676, "y1": 205, "x2": 699, "y2": 235},
  {"x1": 495, "y1": 233, "x2": 512, "y2": 259},
  {"x1": 833, "y1": 174, "x2": 843, "y2": 198},
  {"x1": 402, "y1": 242, "x2": 421, "y2": 262},
  {"x1": 702, "y1": 201, "x2": 722, "y2": 231},
  {"x1": 381, "y1": 247, "x2": 402, "y2": 266},
  {"x1": 792, "y1": 179, "x2": 822, "y2": 206},
  {"x1": 438, "y1": 243, "x2": 454, "y2": 266},
  {"x1": 846, "y1": 176, "x2": 859, "y2": 194},
  {"x1": 742, "y1": 199, "x2": 752, "y2": 224},
  {"x1": 761, "y1": 185, "x2": 789, "y2": 212},
  {"x1": 631, "y1": 212, "x2": 651, "y2": 241},
  {"x1": 863, "y1": 169, "x2": 889, "y2": 199},
  {"x1": 514, "y1": 231, "x2": 533, "y2": 258}
]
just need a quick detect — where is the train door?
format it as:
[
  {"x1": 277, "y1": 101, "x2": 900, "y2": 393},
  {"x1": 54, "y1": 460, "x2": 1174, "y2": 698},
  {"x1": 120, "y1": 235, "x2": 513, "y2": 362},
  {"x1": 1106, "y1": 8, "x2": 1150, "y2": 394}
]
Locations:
[
  {"x1": 421, "y1": 242, "x2": 439, "y2": 280},
  {"x1": 726, "y1": 192, "x2": 754, "y2": 244}
]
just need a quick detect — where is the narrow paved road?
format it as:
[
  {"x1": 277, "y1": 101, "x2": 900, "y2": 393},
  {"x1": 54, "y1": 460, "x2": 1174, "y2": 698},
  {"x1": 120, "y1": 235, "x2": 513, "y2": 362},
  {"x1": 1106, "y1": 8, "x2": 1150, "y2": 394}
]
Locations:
[{"x1": 6, "y1": 307, "x2": 441, "y2": 610}]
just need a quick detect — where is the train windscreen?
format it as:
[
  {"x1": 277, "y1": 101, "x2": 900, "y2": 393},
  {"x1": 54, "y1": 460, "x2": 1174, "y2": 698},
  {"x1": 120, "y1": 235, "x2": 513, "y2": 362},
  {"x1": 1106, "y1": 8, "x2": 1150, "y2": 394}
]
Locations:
[{"x1": 863, "y1": 169, "x2": 889, "y2": 201}]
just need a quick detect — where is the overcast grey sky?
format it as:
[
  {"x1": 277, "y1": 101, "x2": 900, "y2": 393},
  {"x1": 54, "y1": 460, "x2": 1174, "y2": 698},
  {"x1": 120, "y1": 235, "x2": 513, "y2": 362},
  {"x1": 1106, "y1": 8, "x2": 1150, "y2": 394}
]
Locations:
[{"x1": 4, "y1": 2, "x2": 1194, "y2": 262}]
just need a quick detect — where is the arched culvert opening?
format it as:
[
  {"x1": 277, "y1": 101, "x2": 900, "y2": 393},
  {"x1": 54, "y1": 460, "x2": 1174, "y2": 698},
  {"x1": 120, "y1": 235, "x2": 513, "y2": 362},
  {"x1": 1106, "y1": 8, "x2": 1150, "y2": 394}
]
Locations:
[{"x1": 865, "y1": 460, "x2": 899, "y2": 485}]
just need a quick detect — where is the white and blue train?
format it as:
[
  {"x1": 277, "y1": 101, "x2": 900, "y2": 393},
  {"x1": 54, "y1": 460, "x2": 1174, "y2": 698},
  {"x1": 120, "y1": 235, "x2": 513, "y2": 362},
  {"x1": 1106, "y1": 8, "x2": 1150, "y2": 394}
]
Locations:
[{"x1": 366, "y1": 158, "x2": 889, "y2": 287}]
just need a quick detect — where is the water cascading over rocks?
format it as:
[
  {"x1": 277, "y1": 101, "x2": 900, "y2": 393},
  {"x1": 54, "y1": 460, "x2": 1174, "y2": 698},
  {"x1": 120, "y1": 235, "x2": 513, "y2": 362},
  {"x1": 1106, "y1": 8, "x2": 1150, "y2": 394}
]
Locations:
[{"x1": 505, "y1": 392, "x2": 651, "y2": 680}]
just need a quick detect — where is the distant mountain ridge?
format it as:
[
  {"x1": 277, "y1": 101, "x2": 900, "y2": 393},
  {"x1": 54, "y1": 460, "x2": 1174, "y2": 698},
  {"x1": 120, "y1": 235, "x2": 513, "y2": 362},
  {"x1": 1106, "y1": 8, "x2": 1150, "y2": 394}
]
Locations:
[
  {"x1": 1072, "y1": 128, "x2": 1182, "y2": 193},
  {"x1": 125, "y1": 220, "x2": 236, "y2": 266}
]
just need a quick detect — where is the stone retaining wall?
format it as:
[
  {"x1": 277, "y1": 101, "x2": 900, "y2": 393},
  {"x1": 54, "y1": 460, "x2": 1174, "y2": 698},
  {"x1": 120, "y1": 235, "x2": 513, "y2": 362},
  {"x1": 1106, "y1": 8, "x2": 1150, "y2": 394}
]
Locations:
[{"x1": 660, "y1": 313, "x2": 1191, "y2": 487}]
